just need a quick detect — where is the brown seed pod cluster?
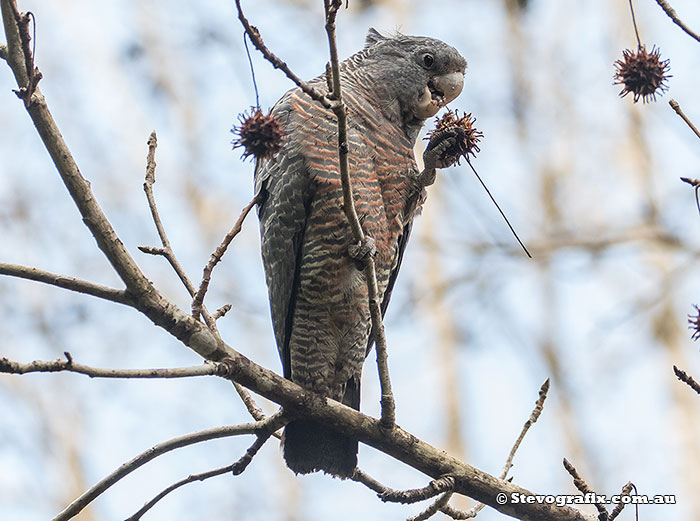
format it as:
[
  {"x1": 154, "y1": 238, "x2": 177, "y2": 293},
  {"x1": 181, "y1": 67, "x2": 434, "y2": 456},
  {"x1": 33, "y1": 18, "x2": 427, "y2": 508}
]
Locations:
[
  {"x1": 425, "y1": 110, "x2": 483, "y2": 167},
  {"x1": 613, "y1": 45, "x2": 670, "y2": 103},
  {"x1": 231, "y1": 108, "x2": 283, "y2": 161}
]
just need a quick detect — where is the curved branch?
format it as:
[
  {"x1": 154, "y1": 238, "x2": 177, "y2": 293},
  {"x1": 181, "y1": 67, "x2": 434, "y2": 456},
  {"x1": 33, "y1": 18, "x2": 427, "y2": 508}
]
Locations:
[
  {"x1": 654, "y1": 0, "x2": 700, "y2": 44},
  {"x1": 126, "y1": 413, "x2": 286, "y2": 521},
  {"x1": 0, "y1": 262, "x2": 134, "y2": 305},
  {"x1": 52, "y1": 414, "x2": 285, "y2": 521}
]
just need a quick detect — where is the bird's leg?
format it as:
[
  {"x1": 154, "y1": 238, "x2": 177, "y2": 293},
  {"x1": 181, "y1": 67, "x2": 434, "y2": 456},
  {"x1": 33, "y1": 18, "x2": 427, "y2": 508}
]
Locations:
[
  {"x1": 417, "y1": 131, "x2": 458, "y2": 187},
  {"x1": 348, "y1": 236, "x2": 376, "y2": 266}
]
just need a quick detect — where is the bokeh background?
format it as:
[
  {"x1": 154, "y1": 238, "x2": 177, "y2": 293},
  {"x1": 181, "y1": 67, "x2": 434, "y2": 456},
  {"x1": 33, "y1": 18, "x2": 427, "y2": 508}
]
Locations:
[{"x1": 2, "y1": 0, "x2": 700, "y2": 520}]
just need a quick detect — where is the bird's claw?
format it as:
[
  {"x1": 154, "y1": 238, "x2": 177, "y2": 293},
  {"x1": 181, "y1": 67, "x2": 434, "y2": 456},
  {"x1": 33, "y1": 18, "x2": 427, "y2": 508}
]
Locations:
[
  {"x1": 423, "y1": 132, "x2": 458, "y2": 171},
  {"x1": 348, "y1": 236, "x2": 376, "y2": 265}
]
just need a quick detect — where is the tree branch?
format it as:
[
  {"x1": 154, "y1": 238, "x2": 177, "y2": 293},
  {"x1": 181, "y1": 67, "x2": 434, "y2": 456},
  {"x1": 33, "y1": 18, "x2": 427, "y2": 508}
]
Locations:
[
  {"x1": 125, "y1": 413, "x2": 286, "y2": 521},
  {"x1": 1, "y1": 0, "x2": 219, "y2": 358},
  {"x1": 0, "y1": 354, "x2": 222, "y2": 379},
  {"x1": 670, "y1": 99, "x2": 700, "y2": 140},
  {"x1": 322, "y1": 0, "x2": 396, "y2": 428},
  {"x1": 191, "y1": 194, "x2": 260, "y2": 320},
  {"x1": 0, "y1": 262, "x2": 134, "y2": 305},
  {"x1": 52, "y1": 414, "x2": 285, "y2": 521},
  {"x1": 654, "y1": 0, "x2": 700, "y2": 44},
  {"x1": 673, "y1": 365, "x2": 700, "y2": 395},
  {"x1": 2, "y1": 2, "x2": 595, "y2": 520},
  {"x1": 139, "y1": 131, "x2": 223, "y2": 337},
  {"x1": 233, "y1": 0, "x2": 332, "y2": 109}
]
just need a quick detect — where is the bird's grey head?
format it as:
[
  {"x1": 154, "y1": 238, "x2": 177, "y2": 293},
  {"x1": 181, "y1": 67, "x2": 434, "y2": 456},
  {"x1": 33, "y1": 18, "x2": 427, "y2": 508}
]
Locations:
[{"x1": 358, "y1": 28, "x2": 466, "y2": 133}]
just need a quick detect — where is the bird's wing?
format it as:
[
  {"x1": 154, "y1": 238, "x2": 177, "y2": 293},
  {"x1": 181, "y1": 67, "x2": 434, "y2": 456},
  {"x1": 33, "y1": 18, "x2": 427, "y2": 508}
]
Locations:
[
  {"x1": 365, "y1": 220, "x2": 412, "y2": 356},
  {"x1": 255, "y1": 105, "x2": 313, "y2": 378}
]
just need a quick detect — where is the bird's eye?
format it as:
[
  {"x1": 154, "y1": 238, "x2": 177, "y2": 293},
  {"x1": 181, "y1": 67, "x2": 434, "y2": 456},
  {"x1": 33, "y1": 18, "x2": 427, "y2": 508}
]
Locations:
[{"x1": 422, "y1": 54, "x2": 434, "y2": 68}]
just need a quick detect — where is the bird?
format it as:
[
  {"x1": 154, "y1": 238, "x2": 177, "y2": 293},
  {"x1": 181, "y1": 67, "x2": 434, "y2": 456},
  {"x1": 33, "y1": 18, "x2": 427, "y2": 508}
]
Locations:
[{"x1": 254, "y1": 28, "x2": 466, "y2": 477}]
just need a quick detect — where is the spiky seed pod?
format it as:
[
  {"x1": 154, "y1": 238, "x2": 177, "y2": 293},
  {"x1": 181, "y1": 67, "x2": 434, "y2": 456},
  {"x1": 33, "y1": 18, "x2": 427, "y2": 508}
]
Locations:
[
  {"x1": 425, "y1": 109, "x2": 483, "y2": 167},
  {"x1": 231, "y1": 108, "x2": 283, "y2": 161},
  {"x1": 613, "y1": 45, "x2": 670, "y2": 103}
]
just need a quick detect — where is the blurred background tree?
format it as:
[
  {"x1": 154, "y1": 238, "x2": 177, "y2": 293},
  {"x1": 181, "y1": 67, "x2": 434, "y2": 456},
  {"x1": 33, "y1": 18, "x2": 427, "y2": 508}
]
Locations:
[{"x1": 2, "y1": 0, "x2": 700, "y2": 520}]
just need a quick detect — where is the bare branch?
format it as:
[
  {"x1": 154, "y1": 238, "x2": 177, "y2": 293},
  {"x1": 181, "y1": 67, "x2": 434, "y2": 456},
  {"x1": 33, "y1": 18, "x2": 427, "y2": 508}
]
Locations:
[
  {"x1": 0, "y1": 262, "x2": 134, "y2": 306},
  {"x1": 126, "y1": 412, "x2": 286, "y2": 521},
  {"x1": 408, "y1": 491, "x2": 454, "y2": 521},
  {"x1": 437, "y1": 380, "x2": 549, "y2": 520},
  {"x1": 0, "y1": 354, "x2": 221, "y2": 379},
  {"x1": 654, "y1": 0, "x2": 700, "y2": 44},
  {"x1": 673, "y1": 365, "x2": 700, "y2": 395},
  {"x1": 213, "y1": 304, "x2": 232, "y2": 320},
  {"x1": 669, "y1": 99, "x2": 700, "y2": 140},
  {"x1": 351, "y1": 468, "x2": 393, "y2": 495},
  {"x1": 233, "y1": 0, "x2": 332, "y2": 109},
  {"x1": 139, "y1": 131, "x2": 224, "y2": 337},
  {"x1": 191, "y1": 195, "x2": 259, "y2": 319},
  {"x1": 322, "y1": 0, "x2": 396, "y2": 429},
  {"x1": 440, "y1": 503, "x2": 478, "y2": 520},
  {"x1": 0, "y1": 43, "x2": 7, "y2": 60},
  {"x1": 501, "y1": 378, "x2": 549, "y2": 478},
  {"x1": 380, "y1": 476, "x2": 456, "y2": 504},
  {"x1": 52, "y1": 415, "x2": 284, "y2": 521},
  {"x1": 608, "y1": 482, "x2": 635, "y2": 521},
  {"x1": 563, "y1": 458, "x2": 609, "y2": 520}
]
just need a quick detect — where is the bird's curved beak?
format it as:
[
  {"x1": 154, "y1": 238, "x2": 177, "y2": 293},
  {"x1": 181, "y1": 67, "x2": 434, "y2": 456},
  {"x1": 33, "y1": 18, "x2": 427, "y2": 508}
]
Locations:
[{"x1": 415, "y1": 71, "x2": 465, "y2": 119}]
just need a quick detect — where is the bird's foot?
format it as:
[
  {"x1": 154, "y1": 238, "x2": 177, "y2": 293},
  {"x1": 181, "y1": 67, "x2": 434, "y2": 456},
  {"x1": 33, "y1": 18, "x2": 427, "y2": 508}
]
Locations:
[
  {"x1": 419, "y1": 131, "x2": 459, "y2": 186},
  {"x1": 348, "y1": 236, "x2": 376, "y2": 266}
]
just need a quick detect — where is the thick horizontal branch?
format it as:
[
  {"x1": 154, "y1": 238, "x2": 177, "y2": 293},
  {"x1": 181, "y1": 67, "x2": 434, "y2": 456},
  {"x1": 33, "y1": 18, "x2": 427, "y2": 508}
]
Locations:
[
  {"x1": 0, "y1": 355, "x2": 222, "y2": 379},
  {"x1": 216, "y1": 354, "x2": 591, "y2": 521},
  {"x1": 0, "y1": 262, "x2": 134, "y2": 306}
]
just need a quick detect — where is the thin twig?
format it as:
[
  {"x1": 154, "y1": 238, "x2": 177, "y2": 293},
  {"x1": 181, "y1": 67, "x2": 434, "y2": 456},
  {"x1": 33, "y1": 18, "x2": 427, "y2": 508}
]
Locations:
[
  {"x1": 563, "y1": 458, "x2": 609, "y2": 520},
  {"x1": 670, "y1": 99, "x2": 700, "y2": 140},
  {"x1": 139, "y1": 132, "x2": 228, "y2": 342},
  {"x1": 500, "y1": 378, "x2": 549, "y2": 478},
  {"x1": 628, "y1": 0, "x2": 642, "y2": 48},
  {"x1": 351, "y1": 468, "x2": 393, "y2": 495},
  {"x1": 191, "y1": 195, "x2": 259, "y2": 320},
  {"x1": 52, "y1": 415, "x2": 284, "y2": 521},
  {"x1": 446, "y1": 379, "x2": 549, "y2": 519},
  {"x1": 609, "y1": 482, "x2": 635, "y2": 521},
  {"x1": 680, "y1": 177, "x2": 700, "y2": 216},
  {"x1": 234, "y1": 0, "x2": 332, "y2": 109},
  {"x1": 379, "y1": 476, "x2": 455, "y2": 504},
  {"x1": 126, "y1": 463, "x2": 237, "y2": 521},
  {"x1": 323, "y1": 0, "x2": 396, "y2": 428},
  {"x1": 0, "y1": 262, "x2": 134, "y2": 305},
  {"x1": 440, "y1": 503, "x2": 478, "y2": 520},
  {"x1": 408, "y1": 491, "x2": 454, "y2": 521},
  {"x1": 213, "y1": 304, "x2": 232, "y2": 319},
  {"x1": 0, "y1": 354, "x2": 221, "y2": 379},
  {"x1": 673, "y1": 365, "x2": 700, "y2": 395},
  {"x1": 126, "y1": 413, "x2": 286, "y2": 521},
  {"x1": 654, "y1": 0, "x2": 700, "y2": 44}
]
